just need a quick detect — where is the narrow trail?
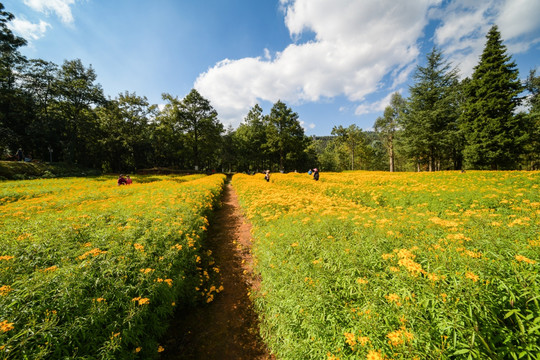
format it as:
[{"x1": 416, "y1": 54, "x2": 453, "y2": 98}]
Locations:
[{"x1": 159, "y1": 179, "x2": 274, "y2": 360}]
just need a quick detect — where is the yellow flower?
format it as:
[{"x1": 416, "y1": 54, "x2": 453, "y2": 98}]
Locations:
[
  {"x1": 386, "y1": 327, "x2": 414, "y2": 346},
  {"x1": 385, "y1": 293, "x2": 399, "y2": 302},
  {"x1": 0, "y1": 285, "x2": 12, "y2": 296},
  {"x1": 465, "y1": 271, "x2": 479, "y2": 282},
  {"x1": 0, "y1": 320, "x2": 14, "y2": 333},
  {"x1": 515, "y1": 255, "x2": 536, "y2": 264},
  {"x1": 133, "y1": 243, "x2": 144, "y2": 252},
  {"x1": 344, "y1": 332, "x2": 356, "y2": 346},
  {"x1": 132, "y1": 297, "x2": 150, "y2": 305},
  {"x1": 78, "y1": 248, "x2": 107, "y2": 260},
  {"x1": 398, "y1": 257, "x2": 424, "y2": 276},
  {"x1": 387, "y1": 330, "x2": 403, "y2": 346},
  {"x1": 356, "y1": 278, "x2": 368, "y2": 285},
  {"x1": 366, "y1": 350, "x2": 384, "y2": 360},
  {"x1": 358, "y1": 336, "x2": 370, "y2": 346},
  {"x1": 157, "y1": 345, "x2": 165, "y2": 352},
  {"x1": 0, "y1": 255, "x2": 14, "y2": 261}
]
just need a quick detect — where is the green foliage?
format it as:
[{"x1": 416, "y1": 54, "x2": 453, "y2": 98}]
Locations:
[
  {"x1": 0, "y1": 174, "x2": 225, "y2": 359},
  {"x1": 461, "y1": 26, "x2": 525, "y2": 170},
  {"x1": 374, "y1": 92, "x2": 407, "y2": 172},
  {"x1": 266, "y1": 100, "x2": 309, "y2": 171},
  {"x1": 402, "y1": 47, "x2": 462, "y2": 171},
  {"x1": 331, "y1": 124, "x2": 369, "y2": 170},
  {"x1": 523, "y1": 70, "x2": 540, "y2": 169},
  {"x1": 0, "y1": 161, "x2": 99, "y2": 180},
  {"x1": 234, "y1": 171, "x2": 540, "y2": 359},
  {"x1": 233, "y1": 104, "x2": 268, "y2": 172}
]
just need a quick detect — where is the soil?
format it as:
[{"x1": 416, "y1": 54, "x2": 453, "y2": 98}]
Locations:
[{"x1": 159, "y1": 180, "x2": 274, "y2": 360}]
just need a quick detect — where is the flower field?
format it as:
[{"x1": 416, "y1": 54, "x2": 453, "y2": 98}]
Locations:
[
  {"x1": 0, "y1": 174, "x2": 225, "y2": 359},
  {"x1": 233, "y1": 171, "x2": 540, "y2": 360}
]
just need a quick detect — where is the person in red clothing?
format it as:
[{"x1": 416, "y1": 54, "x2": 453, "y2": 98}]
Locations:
[
  {"x1": 126, "y1": 175, "x2": 132, "y2": 184},
  {"x1": 117, "y1": 174, "x2": 127, "y2": 185}
]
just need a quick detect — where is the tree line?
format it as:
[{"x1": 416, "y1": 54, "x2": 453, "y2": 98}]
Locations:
[{"x1": 1, "y1": 2, "x2": 538, "y2": 173}]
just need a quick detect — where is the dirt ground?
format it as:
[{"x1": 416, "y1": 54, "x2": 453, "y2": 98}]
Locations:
[{"x1": 159, "y1": 181, "x2": 274, "y2": 360}]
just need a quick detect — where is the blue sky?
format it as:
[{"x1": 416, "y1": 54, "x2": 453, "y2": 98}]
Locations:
[{"x1": 5, "y1": 0, "x2": 540, "y2": 136}]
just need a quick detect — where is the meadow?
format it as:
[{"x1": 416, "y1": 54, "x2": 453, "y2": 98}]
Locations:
[
  {"x1": 0, "y1": 174, "x2": 225, "y2": 359},
  {"x1": 233, "y1": 171, "x2": 540, "y2": 360}
]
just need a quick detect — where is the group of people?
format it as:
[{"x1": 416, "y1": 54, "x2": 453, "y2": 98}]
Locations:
[
  {"x1": 14, "y1": 148, "x2": 32, "y2": 162},
  {"x1": 264, "y1": 168, "x2": 319, "y2": 182},
  {"x1": 117, "y1": 174, "x2": 132, "y2": 185},
  {"x1": 308, "y1": 168, "x2": 319, "y2": 181}
]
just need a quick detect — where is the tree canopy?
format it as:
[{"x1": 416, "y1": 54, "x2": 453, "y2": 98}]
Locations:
[{"x1": 0, "y1": 1, "x2": 538, "y2": 173}]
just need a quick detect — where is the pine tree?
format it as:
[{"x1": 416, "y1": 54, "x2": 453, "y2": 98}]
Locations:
[
  {"x1": 524, "y1": 69, "x2": 540, "y2": 169},
  {"x1": 402, "y1": 47, "x2": 460, "y2": 171},
  {"x1": 461, "y1": 25, "x2": 524, "y2": 169}
]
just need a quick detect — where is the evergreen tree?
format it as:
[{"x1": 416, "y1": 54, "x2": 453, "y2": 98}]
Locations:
[
  {"x1": 233, "y1": 104, "x2": 268, "y2": 171},
  {"x1": 266, "y1": 100, "x2": 306, "y2": 171},
  {"x1": 402, "y1": 47, "x2": 460, "y2": 171},
  {"x1": 524, "y1": 69, "x2": 540, "y2": 169},
  {"x1": 461, "y1": 25, "x2": 524, "y2": 169}
]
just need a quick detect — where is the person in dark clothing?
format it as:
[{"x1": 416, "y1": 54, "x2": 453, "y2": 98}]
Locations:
[
  {"x1": 313, "y1": 168, "x2": 319, "y2": 181},
  {"x1": 117, "y1": 174, "x2": 127, "y2": 185},
  {"x1": 264, "y1": 170, "x2": 270, "y2": 182},
  {"x1": 16, "y1": 148, "x2": 24, "y2": 161}
]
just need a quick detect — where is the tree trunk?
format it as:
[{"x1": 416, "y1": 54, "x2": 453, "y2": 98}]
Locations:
[{"x1": 389, "y1": 141, "x2": 394, "y2": 172}]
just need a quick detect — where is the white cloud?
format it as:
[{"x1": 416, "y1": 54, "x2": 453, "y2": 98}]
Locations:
[
  {"x1": 355, "y1": 91, "x2": 398, "y2": 116},
  {"x1": 23, "y1": 0, "x2": 77, "y2": 24},
  {"x1": 196, "y1": 0, "x2": 540, "y2": 129},
  {"x1": 433, "y1": 0, "x2": 540, "y2": 78},
  {"x1": 299, "y1": 120, "x2": 316, "y2": 130},
  {"x1": 497, "y1": 0, "x2": 540, "y2": 41},
  {"x1": 9, "y1": 18, "x2": 50, "y2": 40},
  {"x1": 196, "y1": 0, "x2": 437, "y2": 128}
]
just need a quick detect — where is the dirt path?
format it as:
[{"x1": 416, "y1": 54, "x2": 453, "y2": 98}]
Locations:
[{"x1": 159, "y1": 181, "x2": 274, "y2": 360}]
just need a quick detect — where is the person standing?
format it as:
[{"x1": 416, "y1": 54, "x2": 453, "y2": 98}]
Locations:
[
  {"x1": 16, "y1": 148, "x2": 24, "y2": 161},
  {"x1": 313, "y1": 168, "x2": 319, "y2": 181},
  {"x1": 264, "y1": 170, "x2": 270, "y2": 182}
]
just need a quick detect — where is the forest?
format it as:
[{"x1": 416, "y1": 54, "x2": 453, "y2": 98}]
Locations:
[{"x1": 1, "y1": 3, "x2": 539, "y2": 173}]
